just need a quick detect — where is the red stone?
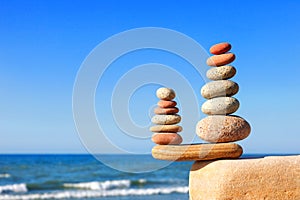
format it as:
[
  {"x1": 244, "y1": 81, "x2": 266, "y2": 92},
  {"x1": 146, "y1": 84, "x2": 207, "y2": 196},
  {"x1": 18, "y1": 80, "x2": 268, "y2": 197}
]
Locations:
[
  {"x1": 206, "y1": 53, "x2": 236, "y2": 67},
  {"x1": 157, "y1": 100, "x2": 177, "y2": 108},
  {"x1": 210, "y1": 42, "x2": 231, "y2": 55},
  {"x1": 154, "y1": 107, "x2": 179, "y2": 115},
  {"x1": 152, "y1": 133, "x2": 182, "y2": 145}
]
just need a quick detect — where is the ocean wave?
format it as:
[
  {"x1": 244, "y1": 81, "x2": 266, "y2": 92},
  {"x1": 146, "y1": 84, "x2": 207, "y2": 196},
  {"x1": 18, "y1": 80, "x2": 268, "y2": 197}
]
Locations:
[
  {"x1": 0, "y1": 174, "x2": 11, "y2": 178},
  {"x1": 0, "y1": 186, "x2": 188, "y2": 199},
  {"x1": 63, "y1": 180, "x2": 131, "y2": 190},
  {"x1": 0, "y1": 184, "x2": 27, "y2": 194}
]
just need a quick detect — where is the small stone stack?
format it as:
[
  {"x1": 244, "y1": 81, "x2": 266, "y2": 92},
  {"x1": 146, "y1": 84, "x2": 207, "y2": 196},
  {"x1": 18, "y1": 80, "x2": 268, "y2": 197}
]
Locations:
[
  {"x1": 150, "y1": 87, "x2": 183, "y2": 145},
  {"x1": 196, "y1": 42, "x2": 251, "y2": 144}
]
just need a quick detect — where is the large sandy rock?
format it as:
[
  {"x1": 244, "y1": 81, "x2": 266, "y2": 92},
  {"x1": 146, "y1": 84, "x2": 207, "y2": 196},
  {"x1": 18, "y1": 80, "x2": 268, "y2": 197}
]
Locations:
[{"x1": 189, "y1": 155, "x2": 300, "y2": 200}]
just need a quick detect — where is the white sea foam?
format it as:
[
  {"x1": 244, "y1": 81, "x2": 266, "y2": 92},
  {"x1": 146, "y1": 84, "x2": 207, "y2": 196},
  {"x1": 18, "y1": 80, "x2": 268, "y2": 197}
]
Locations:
[
  {"x1": 138, "y1": 179, "x2": 147, "y2": 183},
  {"x1": 0, "y1": 183, "x2": 27, "y2": 194},
  {"x1": 0, "y1": 186, "x2": 188, "y2": 199},
  {"x1": 0, "y1": 174, "x2": 11, "y2": 178},
  {"x1": 63, "y1": 180, "x2": 131, "y2": 190}
]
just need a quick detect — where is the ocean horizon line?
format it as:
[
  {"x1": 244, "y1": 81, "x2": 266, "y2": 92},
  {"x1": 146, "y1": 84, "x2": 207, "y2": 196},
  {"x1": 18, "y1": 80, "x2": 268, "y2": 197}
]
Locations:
[{"x1": 0, "y1": 153, "x2": 298, "y2": 156}]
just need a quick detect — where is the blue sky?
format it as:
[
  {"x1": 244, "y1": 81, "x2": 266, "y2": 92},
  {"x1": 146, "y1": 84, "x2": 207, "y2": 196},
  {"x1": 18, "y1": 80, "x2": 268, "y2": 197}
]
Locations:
[{"x1": 1, "y1": 0, "x2": 300, "y2": 154}]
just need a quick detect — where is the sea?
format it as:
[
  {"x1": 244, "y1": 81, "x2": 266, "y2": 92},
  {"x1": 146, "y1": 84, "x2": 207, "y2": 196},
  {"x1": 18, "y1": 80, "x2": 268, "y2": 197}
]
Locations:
[{"x1": 0, "y1": 154, "x2": 293, "y2": 200}]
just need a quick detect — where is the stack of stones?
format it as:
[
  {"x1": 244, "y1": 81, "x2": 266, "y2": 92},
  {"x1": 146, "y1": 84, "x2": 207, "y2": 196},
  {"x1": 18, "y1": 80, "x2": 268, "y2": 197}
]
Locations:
[
  {"x1": 196, "y1": 42, "x2": 251, "y2": 144},
  {"x1": 150, "y1": 88, "x2": 183, "y2": 145}
]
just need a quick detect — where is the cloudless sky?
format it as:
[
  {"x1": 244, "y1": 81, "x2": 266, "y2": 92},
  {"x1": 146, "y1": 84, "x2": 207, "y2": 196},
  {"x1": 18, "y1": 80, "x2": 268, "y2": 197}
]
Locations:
[{"x1": 1, "y1": 0, "x2": 300, "y2": 154}]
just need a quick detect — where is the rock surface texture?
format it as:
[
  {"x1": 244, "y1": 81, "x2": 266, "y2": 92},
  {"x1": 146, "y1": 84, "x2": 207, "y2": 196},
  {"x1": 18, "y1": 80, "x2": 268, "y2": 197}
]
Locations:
[{"x1": 189, "y1": 155, "x2": 300, "y2": 200}]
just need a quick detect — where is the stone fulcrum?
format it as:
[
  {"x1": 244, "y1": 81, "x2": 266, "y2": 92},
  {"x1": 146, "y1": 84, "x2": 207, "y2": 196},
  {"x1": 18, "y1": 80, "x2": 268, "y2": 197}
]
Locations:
[
  {"x1": 152, "y1": 143, "x2": 243, "y2": 161},
  {"x1": 189, "y1": 155, "x2": 300, "y2": 200}
]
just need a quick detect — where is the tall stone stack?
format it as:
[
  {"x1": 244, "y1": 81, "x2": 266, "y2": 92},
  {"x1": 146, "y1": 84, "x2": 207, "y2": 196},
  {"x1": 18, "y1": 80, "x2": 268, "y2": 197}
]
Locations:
[
  {"x1": 196, "y1": 42, "x2": 251, "y2": 145},
  {"x1": 151, "y1": 42, "x2": 248, "y2": 161},
  {"x1": 150, "y1": 88, "x2": 183, "y2": 145}
]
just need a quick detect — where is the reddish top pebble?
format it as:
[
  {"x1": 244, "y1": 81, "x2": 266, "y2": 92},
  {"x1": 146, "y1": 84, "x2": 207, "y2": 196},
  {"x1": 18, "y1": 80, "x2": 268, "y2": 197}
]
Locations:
[
  {"x1": 210, "y1": 42, "x2": 231, "y2": 55},
  {"x1": 154, "y1": 107, "x2": 179, "y2": 115},
  {"x1": 206, "y1": 53, "x2": 236, "y2": 67},
  {"x1": 157, "y1": 100, "x2": 177, "y2": 108}
]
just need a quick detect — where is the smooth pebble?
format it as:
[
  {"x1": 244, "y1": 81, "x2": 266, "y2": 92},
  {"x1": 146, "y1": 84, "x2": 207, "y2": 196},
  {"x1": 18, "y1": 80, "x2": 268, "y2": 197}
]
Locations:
[
  {"x1": 151, "y1": 133, "x2": 183, "y2": 145},
  {"x1": 206, "y1": 65, "x2": 236, "y2": 80},
  {"x1": 201, "y1": 97, "x2": 239, "y2": 115},
  {"x1": 210, "y1": 42, "x2": 232, "y2": 55},
  {"x1": 201, "y1": 80, "x2": 239, "y2": 99},
  {"x1": 151, "y1": 114, "x2": 181, "y2": 125},
  {"x1": 150, "y1": 125, "x2": 182, "y2": 133},
  {"x1": 206, "y1": 53, "x2": 235, "y2": 66},
  {"x1": 196, "y1": 115, "x2": 251, "y2": 143},
  {"x1": 156, "y1": 88, "x2": 176, "y2": 100}
]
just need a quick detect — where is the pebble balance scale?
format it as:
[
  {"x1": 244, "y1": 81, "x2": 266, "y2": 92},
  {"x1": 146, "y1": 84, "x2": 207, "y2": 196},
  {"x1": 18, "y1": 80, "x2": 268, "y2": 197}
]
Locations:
[
  {"x1": 150, "y1": 42, "x2": 300, "y2": 200},
  {"x1": 151, "y1": 42, "x2": 251, "y2": 161}
]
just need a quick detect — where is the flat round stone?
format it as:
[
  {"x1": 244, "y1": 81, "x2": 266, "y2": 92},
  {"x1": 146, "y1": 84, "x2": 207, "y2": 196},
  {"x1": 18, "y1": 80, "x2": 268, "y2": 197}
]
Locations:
[
  {"x1": 210, "y1": 42, "x2": 232, "y2": 55},
  {"x1": 201, "y1": 80, "x2": 239, "y2": 99},
  {"x1": 196, "y1": 115, "x2": 251, "y2": 143},
  {"x1": 206, "y1": 53, "x2": 235, "y2": 66},
  {"x1": 202, "y1": 97, "x2": 239, "y2": 115},
  {"x1": 157, "y1": 100, "x2": 177, "y2": 108},
  {"x1": 156, "y1": 88, "x2": 176, "y2": 100},
  {"x1": 152, "y1": 143, "x2": 243, "y2": 161},
  {"x1": 154, "y1": 107, "x2": 179, "y2": 114},
  {"x1": 150, "y1": 125, "x2": 182, "y2": 133},
  {"x1": 151, "y1": 133, "x2": 182, "y2": 145},
  {"x1": 206, "y1": 65, "x2": 236, "y2": 80},
  {"x1": 151, "y1": 114, "x2": 181, "y2": 125}
]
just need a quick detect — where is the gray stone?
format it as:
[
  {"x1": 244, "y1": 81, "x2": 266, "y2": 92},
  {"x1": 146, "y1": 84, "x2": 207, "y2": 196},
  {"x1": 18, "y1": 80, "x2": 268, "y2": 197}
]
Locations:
[
  {"x1": 150, "y1": 125, "x2": 182, "y2": 132},
  {"x1": 201, "y1": 80, "x2": 239, "y2": 99},
  {"x1": 196, "y1": 115, "x2": 251, "y2": 142},
  {"x1": 151, "y1": 114, "x2": 181, "y2": 125},
  {"x1": 156, "y1": 88, "x2": 176, "y2": 100},
  {"x1": 201, "y1": 97, "x2": 239, "y2": 115},
  {"x1": 206, "y1": 65, "x2": 236, "y2": 80}
]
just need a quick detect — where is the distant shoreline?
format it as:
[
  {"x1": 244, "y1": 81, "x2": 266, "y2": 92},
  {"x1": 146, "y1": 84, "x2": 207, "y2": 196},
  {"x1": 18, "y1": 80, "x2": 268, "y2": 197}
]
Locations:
[{"x1": 0, "y1": 153, "x2": 298, "y2": 156}]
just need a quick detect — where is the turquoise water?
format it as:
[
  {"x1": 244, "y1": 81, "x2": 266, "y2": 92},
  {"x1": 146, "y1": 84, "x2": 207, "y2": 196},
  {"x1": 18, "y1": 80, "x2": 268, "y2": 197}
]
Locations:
[{"x1": 0, "y1": 154, "x2": 292, "y2": 200}]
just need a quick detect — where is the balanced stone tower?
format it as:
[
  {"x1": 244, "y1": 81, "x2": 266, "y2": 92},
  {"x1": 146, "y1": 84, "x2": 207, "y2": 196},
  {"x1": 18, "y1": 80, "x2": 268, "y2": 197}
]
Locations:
[
  {"x1": 150, "y1": 42, "x2": 300, "y2": 200},
  {"x1": 196, "y1": 42, "x2": 251, "y2": 145},
  {"x1": 150, "y1": 88, "x2": 183, "y2": 145},
  {"x1": 152, "y1": 42, "x2": 250, "y2": 161}
]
